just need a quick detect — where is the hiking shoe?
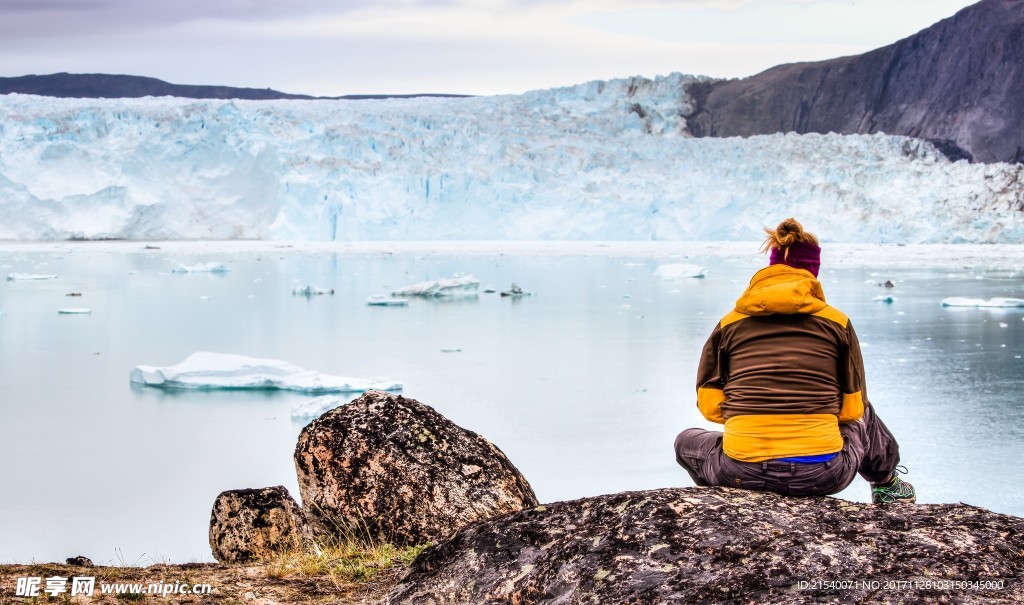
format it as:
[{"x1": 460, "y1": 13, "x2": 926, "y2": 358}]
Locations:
[{"x1": 871, "y1": 467, "x2": 916, "y2": 504}]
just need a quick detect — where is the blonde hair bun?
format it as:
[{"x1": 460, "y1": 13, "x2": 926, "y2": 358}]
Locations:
[{"x1": 761, "y1": 217, "x2": 818, "y2": 253}]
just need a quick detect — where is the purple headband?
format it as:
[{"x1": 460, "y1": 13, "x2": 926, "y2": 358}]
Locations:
[{"x1": 769, "y1": 241, "x2": 821, "y2": 277}]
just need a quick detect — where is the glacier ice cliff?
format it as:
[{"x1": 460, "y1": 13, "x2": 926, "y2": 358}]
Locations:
[{"x1": 1, "y1": 73, "x2": 1022, "y2": 243}]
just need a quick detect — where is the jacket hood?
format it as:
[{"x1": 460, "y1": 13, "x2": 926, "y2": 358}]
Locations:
[{"x1": 735, "y1": 265, "x2": 827, "y2": 316}]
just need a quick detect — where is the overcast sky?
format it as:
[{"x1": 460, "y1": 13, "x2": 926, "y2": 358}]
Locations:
[{"x1": 0, "y1": 0, "x2": 980, "y2": 96}]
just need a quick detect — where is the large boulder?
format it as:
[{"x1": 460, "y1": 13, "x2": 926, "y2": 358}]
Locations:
[
  {"x1": 294, "y1": 391, "x2": 538, "y2": 546},
  {"x1": 209, "y1": 485, "x2": 310, "y2": 563},
  {"x1": 389, "y1": 487, "x2": 1024, "y2": 604}
]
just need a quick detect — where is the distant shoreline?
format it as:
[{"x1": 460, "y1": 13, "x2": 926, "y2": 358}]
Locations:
[{"x1": 1, "y1": 240, "x2": 1023, "y2": 270}]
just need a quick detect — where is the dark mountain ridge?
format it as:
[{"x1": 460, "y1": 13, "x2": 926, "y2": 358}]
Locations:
[
  {"x1": 0, "y1": 72, "x2": 468, "y2": 101},
  {"x1": 684, "y1": 0, "x2": 1024, "y2": 164}
]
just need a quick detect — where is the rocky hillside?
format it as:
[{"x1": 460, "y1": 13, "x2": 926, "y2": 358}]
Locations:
[
  {"x1": 685, "y1": 0, "x2": 1024, "y2": 164},
  {"x1": 0, "y1": 73, "x2": 315, "y2": 100},
  {"x1": 0, "y1": 73, "x2": 470, "y2": 100}
]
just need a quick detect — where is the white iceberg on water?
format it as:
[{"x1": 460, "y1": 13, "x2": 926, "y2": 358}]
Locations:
[
  {"x1": 291, "y1": 395, "x2": 358, "y2": 418},
  {"x1": 940, "y1": 297, "x2": 1024, "y2": 308},
  {"x1": 58, "y1": 308, "x2": 92, "y2": 314},
  {"x1": 129, "y1": 352, "x2": 402, "y2": 393},
  {"x1": 367, "y1": 295, "x2": 409, "y2": 306},
  {"x1": 171, "y1": 262, "x2": 230, "y2": 274},
  {"x1": 391, "y1": 274, "x2": 479, "y2": 297},
  {"x1": 6, "y1": 273, "x2": 57, "y2": 281},
  {"x1": 652, "y1": 264, "x2": 706, "y2": 280}
]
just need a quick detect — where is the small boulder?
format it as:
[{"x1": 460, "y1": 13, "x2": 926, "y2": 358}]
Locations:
[
  {"x1": 65, "y1": 556, "x2": 94, "y2": 567},
  {"x1": 389, "y1": 487, "x2": 1024, "y2": 604},
  {"x1": 209, "y1": 485, "x2": 309, "y2": 563},
  {"x1": 294, "y1": 391, "x2": 538, "y2": 546}
]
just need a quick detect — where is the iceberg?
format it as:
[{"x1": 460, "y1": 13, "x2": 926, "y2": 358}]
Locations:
[
  {"x1": 291, "y1": 395, "x2": 357, "y2": 419},
  {"x1": 6, "y1": 273, "x2": 57, "y2": 281},
  {"x1": 57, "y1": 308, "x2": 92, "y2": 314},
  {"x1": 129, "y1": 351, "x2": 402, "y2": 393},
  {"x1": 293, "y1": 285, "x2": 335, "y2": 296},
  {"x1": 171, "y1": 262, "x2": 230, "y2": 274},
  {"x1": 391, "y1": 275, "x2": 479, "y2": 297},
  {"x1": 872, "y1": 295, "x2": 896, "y2": 303},
  {"x1": 652, "y1": 264, "x2": 707, "y2": 280},
  {"x1": 367, "y1": 295, "x2": 409, "y2": 306},
  {"x1": 940, "y1": 297, "x2": 1024, "y2": 308}
]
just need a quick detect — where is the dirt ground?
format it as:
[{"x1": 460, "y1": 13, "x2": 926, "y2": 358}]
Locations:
[{"x1": 0, "y1": 561, "x2": 404, "y2": 605}]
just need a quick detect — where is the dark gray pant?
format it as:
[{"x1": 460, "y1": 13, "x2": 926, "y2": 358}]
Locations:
[{"x1": 674, "y1": 402, "x2": 900, "y2": 496}]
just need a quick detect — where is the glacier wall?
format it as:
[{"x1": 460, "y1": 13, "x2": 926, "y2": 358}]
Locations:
[{"x1": 1, "y1": 73, "x2": 1022, "y2": 243}]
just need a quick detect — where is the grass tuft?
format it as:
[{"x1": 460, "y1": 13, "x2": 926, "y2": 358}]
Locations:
[{"x1": 262, "y1": 539, "x2": 428, "y2": 584}]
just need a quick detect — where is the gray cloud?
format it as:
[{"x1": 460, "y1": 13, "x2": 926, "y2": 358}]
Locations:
[{"x1": 0, "y1": 0, "x2": 451, "y2": 38}]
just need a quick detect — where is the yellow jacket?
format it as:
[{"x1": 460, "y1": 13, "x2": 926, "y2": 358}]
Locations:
[{"x1": 696, "y1": 265, "x2": 867, "y2": 462}]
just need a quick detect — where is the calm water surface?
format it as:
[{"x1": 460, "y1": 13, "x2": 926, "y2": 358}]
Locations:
[{"x1": 1, "y1": 246, "x2": 1021, "y2": 563}]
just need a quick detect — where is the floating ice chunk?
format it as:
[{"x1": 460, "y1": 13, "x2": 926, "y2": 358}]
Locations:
[
  {"x1": 391, "y1": 274, "x2": 479, "y2": 297},
  {"x1": 291, "y1": 395, "x2": 357, "y2": 418},
  {"x1": 652, "y1": 263, "x2": 706, "y2": 279},
  {"x1": 500, "y1": 282, "x2": 531, "y2": 297},
  {"x1": 58, "y1": 308, "x2": 91, "y2": 314},
  {"x1": 872, "y1": 295, "x2": 896, "y2": 303},
  {"x1": 367, "y1": 295, "x2": 408, "y2": 306},
  {"x1": 129, "y1": 352, "x2": 402, "y2": 393},
  {"x1": 171, "y1": 262, "x2": 230, "y2": 274},
  {"x1": 6, "y1": 273, "x2": 57, "y2": 281},
  {"x1": 940, "y1": 297, "x2": 1024, "y2": 308},
  {"x1": 440, "y1": 348, "x2": 462, "y2": 353},
  {"x1": 293, "y1": 285, "x2": 335, "y2": 296}
]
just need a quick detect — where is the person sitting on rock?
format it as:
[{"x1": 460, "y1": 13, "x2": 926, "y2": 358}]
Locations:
[{"x1": 673, "y1": 218, "x2": 916, "y2": 504}]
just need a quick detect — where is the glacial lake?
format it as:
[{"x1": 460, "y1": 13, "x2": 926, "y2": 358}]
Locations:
[{"x1": 1, "y1": 242, "x2": 1022, "y2": 564}]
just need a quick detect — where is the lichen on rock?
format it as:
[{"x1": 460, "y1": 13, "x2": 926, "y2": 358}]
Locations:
[
  {"x1": 209, "y1": 485, "x2": 310, "y2": 564},
  {"x1": 388, "y1": 487, "x2": 1024, "y2": 604},
  {"x1": 294, "y1": 390, "x2": 538, "y2": 546}
]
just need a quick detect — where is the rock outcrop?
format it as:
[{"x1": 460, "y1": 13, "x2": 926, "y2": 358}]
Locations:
[
  {"x1": 389, "y1": 487, "x2": 1024, "y2": 604},
  {"x1": 294, "y1": 391, "x2": 538, "y2": 546},
  {"x1": 209, "y1": 486, "x2": 310, "y2": 563},
  {"x1": 685, "y1": 0, "x2": 1024, "y2": 164}
]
